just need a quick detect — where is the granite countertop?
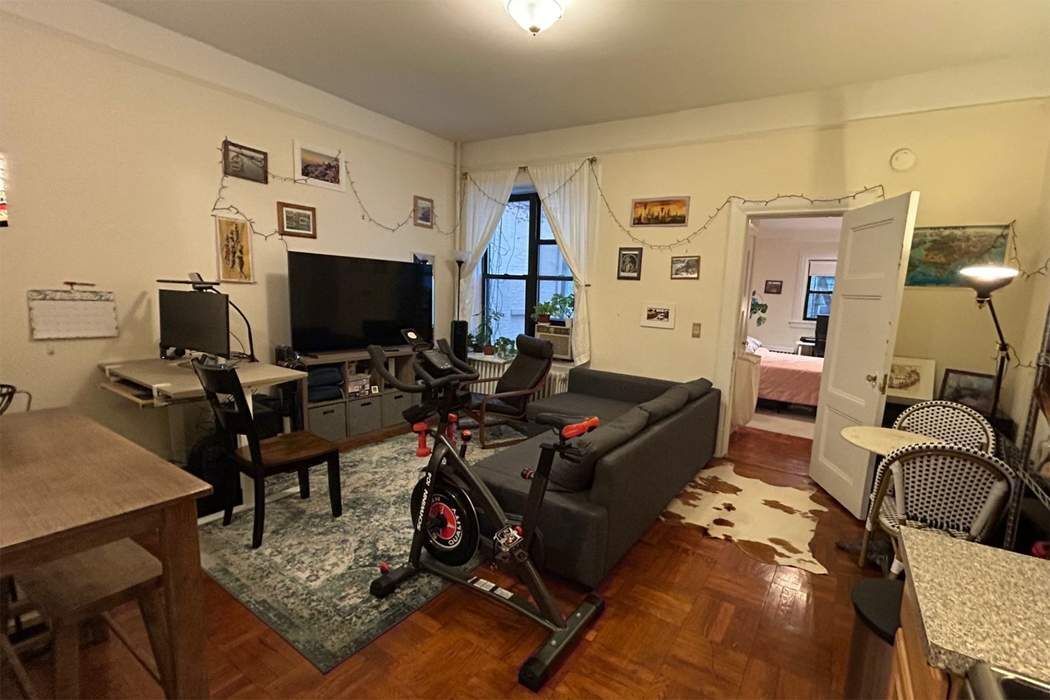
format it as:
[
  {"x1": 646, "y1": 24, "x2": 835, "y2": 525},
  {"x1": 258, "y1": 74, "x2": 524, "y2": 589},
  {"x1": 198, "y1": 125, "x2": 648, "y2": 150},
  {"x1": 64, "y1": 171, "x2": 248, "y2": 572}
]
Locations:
[{"x1": 899, "y1": 526, "x2": 1050, "y2": 683}]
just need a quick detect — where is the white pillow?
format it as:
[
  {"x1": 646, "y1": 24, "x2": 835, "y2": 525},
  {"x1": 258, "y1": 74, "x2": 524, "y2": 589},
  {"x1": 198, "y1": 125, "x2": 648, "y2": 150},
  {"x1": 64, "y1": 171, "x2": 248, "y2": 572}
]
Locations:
[{"x1": 745, "y1": 336, "x2": 763, "y2": 353}]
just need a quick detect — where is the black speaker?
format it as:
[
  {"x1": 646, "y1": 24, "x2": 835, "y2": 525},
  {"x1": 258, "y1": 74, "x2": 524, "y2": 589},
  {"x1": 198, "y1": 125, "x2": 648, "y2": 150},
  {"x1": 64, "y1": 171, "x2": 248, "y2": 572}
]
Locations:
[{"x1": 451, "y1": 320, "x2": 468, "y2": 361}]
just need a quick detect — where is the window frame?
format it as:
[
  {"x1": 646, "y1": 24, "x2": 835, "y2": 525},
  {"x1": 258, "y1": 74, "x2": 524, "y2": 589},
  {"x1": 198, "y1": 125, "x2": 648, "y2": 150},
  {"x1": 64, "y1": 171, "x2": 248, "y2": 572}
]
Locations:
[
  {"x1": 801, "y1": 259, "x2": 836, "y2": 321},
  {"x1": 481, "y1": 192, "x2": 573, "y2": 338}
]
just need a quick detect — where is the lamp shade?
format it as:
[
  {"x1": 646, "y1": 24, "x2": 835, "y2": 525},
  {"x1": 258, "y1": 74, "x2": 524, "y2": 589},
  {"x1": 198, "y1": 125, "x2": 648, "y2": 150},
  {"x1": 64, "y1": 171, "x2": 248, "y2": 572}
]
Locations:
[
  {"x1": 959, "y1": 265, "x2": 1019, "y2": 299},
  {"x1": 506, "y1": 0, "x2": 563, "y2": 35}
]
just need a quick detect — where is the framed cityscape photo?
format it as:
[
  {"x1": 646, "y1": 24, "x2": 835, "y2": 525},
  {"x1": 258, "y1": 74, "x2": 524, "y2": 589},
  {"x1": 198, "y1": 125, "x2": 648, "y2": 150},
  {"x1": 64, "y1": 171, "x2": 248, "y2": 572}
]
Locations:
[
  {"x1": 630, "y1": 196, "x2": 689, "y2": 227},
  {"x1": 294, "y1": 140, "x2": 344, "y2": 191},
  {"x1": 617, "y1": 247, "x2": 643, "y2": 280},
  {"x1": 222, "y1": 140, "x2": 268, "y2": 184},
  {"x1": 277, "y1": 201, "x2": 317, "y2": 239},
  {"x1": 670, "y1": 256, "x2": 700, "y2": 280}
]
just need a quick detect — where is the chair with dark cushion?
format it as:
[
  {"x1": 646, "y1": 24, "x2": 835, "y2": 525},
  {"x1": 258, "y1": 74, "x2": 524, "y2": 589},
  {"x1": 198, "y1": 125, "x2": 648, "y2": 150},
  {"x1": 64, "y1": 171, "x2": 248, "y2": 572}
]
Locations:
[
  {"x1": 466, "y1": 334, "x2": 553, "y2": 448},
  {"x1": 192, "y1": 360, "x2": 342, "y2": 548}
]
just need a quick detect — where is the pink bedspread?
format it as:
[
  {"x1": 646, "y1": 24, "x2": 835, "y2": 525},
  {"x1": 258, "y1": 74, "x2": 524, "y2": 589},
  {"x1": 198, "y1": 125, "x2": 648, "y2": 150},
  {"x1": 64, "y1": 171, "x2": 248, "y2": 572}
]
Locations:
[{"x1": 756, "y1": 348, "x2": 824, "y2": 406}]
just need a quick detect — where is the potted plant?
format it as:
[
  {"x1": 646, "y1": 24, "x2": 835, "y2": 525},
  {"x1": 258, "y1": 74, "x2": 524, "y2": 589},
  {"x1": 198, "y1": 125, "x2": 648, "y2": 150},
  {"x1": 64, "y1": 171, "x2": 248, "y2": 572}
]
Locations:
[
  {"x1": 494, "y1": 336, "x2": 517, "y2": 359},
  {"x1": 476, "y1": 310, "x2": 502, "y2": 355},
  {"x1": 750, "y1": 292, "x2": 768, "y2": 327},
  {"x1": 548, "y1": 292, "x2": 575, "y2": 327},
  {"x1": 466, "y1": 332, "x2": 481, "y2": 353},
  {"x1": 531, "y1": 300, "x2": 554, "y2": 324}
]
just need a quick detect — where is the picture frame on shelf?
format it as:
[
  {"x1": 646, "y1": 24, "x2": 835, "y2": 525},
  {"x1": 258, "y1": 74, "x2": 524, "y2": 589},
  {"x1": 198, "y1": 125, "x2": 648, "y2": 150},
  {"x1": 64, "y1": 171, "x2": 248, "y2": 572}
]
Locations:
[
  {"x1": 215, "y1": 216, "x2": 254, "y2": 284},
  {"x1": 617, "y1": 247, "x2": 643, "y2": 280},
  {"x1": 630, "y1": 197, "x2": 689, "y2": 227},
  {"x1": 887, "y1": 356, "x2": 936, "y2": 401},
  {"x1": 939, "y1": 368, "x2": 996, "y2": 415},
  {"x1": 293, "y1": 140, "x2": 344, "y2": 191},
  {"x1": 640, "y1": 301, "x2": 675, "y2": 329},
  {"x1": 222, "y1": 140, "x2": 268, "y2": 184},
  {"x1": 277, "y1": 201, "x2": 317, "y2": 239},
  {"x1": 670, "y1": 256, "x2": 700, "y2": 280},
  {"x1": 413, "y1": 196, "x2": 434, "y2": 229}
]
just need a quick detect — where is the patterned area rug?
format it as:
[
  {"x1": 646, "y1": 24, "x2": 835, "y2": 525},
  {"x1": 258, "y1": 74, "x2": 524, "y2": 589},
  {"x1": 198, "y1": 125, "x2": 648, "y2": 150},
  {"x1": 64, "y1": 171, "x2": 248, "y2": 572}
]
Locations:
[
  {"x1": 664, "y1": 460, "x2": 829, "y2": 574},
  {"x1": 199, "y1": 433, "x2": 446, "y2": 672}
]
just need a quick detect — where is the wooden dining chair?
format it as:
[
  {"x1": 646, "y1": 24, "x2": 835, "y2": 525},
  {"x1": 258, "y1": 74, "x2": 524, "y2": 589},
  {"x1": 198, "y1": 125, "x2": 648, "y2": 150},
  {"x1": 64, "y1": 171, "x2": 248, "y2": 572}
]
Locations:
[
  {"x1": 192, "y1": 360, "x2": 343, "y2": 549},
  {"x1": 11, "y1": 539, "x2": 173, "y2": 699}
]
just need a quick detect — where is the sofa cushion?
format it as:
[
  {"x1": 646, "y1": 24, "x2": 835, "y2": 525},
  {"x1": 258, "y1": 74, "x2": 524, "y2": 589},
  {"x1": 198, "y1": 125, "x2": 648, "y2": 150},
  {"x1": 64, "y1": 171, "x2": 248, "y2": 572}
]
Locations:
[
  {"x1": 526, "y1": 392, "x2": 635, "y2": 423},
  {"x1": 567, "y1": 368, "x2": 676, "y2": 404},
  {"x1": 549, "y1": 407, "x2": 649, "y2": 491},
  {"x1": 636, "y1": 385, "x2": 690, "y2": 424},
  {"x1": 683, "y1": 378, "x2": 714, "y2": 401}
]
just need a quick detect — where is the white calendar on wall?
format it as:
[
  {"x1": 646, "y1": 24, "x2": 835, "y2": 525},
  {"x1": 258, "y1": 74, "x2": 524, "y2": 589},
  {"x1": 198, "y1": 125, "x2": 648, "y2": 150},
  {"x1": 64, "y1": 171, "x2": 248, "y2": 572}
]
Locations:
[{"x1": 27, "y1": 289, "x2": 119, "y2": 340}]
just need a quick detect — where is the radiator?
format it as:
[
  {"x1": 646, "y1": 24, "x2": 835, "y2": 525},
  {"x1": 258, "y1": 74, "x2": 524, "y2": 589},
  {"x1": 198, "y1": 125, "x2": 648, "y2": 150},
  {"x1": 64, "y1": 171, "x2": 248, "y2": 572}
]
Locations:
[{"x1": 467, "y1": 355, "x2": 569, "y2": 401}]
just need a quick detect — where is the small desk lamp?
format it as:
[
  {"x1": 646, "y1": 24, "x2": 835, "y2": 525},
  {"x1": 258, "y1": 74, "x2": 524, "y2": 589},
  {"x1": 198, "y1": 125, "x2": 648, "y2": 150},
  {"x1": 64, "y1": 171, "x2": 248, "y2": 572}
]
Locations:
[{"x1": 959, "y1": 264, "x2": 1019, "y2": 417}]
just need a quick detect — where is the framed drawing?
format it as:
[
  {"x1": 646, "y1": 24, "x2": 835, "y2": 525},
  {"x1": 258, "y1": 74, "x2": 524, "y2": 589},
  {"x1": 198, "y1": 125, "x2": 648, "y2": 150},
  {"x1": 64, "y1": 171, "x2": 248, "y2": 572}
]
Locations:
[
  {"x1": 630, "y1": 197, "x2": 689, "y2": 227},
  {"x1": 764, "y1": 280, "x2": 784, "y2": 294},
  {"x1": 222, "y1": 140, "x2": 268, "y2": 184},
  {"x1": 640, "y1": 302, "x2": 675, "y2": 329},
  {"x1": 617, "y1": 247, "x2": 643, "y2": 280},
  {"x1": 294, "y1": 141, "x2": 344, "y2": 191},
  {"x1": 216, "y1": 216, "x2": 254, "y2": 283},
  {"x1": 277, "y1": 201, "x2": 317, "y2": 239},
  {"x1": 939, "y1": 368, "x2": 996, "y2": 415},
  {"x1": 905, "y1": 225, "x2": 1009, "y2": 287},
  {"x1": 413, "y1": 195, "x2": 434, "y2": 228},
  {"x1": 886, "y1": 356, "x2": 936, "y2": 401},
  {"x1": 670, "y1": 256, "x2": 700, "y2": 280}
]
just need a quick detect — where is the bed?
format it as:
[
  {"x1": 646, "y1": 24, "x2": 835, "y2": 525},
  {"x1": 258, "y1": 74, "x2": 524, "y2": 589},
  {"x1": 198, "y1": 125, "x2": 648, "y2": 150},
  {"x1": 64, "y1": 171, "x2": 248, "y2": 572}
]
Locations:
[{"x1": 755, "y1": 347, "x2": 824, "y2": 407}]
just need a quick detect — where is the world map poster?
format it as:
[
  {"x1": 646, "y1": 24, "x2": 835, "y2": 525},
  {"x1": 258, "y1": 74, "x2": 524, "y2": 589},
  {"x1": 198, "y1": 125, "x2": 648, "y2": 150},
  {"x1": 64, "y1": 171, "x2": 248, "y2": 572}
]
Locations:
[{"x1": 905, "y1": 225, "x2": 1008, "y2": 287}]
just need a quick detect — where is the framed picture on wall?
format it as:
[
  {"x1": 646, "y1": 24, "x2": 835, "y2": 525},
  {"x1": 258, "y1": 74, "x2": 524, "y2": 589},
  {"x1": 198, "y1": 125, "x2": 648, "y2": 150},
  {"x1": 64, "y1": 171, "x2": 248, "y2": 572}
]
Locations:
[
  {"x1": 630, "y1": 197, "x2": 689, "y2": 227},
  {"x1": 887, "y1": 356, "x2": 936, "y2": 401},
  {"x1": 215, "y1": 216, "x2": 254, "y2": 283},
  {"x1": 617, "y1": 247, "x2": 643, "y2": 280},
  {"x1": 413, "y1": 196, "x2": 434, "y2": 228},
  {"x1": 640, "y1": 301, "x2": 675, "y2": 329},
  {"x1": 905, "y1": 225, "x2": 1009, "y2": 287},
  {"x1": 670, "y1": 256, "x2": 700, "y2": 280},
  {"x1": 939, "y1": 368, "x2": 996, "y2": 415},
  {"x1": 764, "y1": 280, "x2": 784, "y2": 294},
  {"x1": 222, "y1": 140, "x2": 268, "y2": 184},
  {"x1": 294, "y1": 140, "x2": 344, "y2": 191},
  {"x1": 277, "y1": 201, "x2": 317, "y2": 239}
]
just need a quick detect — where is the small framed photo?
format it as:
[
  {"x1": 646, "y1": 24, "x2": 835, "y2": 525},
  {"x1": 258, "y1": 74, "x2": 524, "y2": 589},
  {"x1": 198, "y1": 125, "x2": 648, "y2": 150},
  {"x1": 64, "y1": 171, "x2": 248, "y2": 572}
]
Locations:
[
  {"x1": 370, "y1": 385, "x2": 380, "y2": 395},
  {"x1": 617, "y1": 247, "x2": 643, "y2": 280},
  {"x1": 413, "y1": 196, "x2": 434, "y2": 228},
  {"x1": 764, "y1": 280, "x2": 784, "y2": 294},
  {"x1": 641, "y1": 302, "x2": 676, "y2": 329},
  {"x1": 222, "y1": 140, "x2": 268, "y2": 184},
  {"x1": 631, "y1": 197, "x2": 690, "y2": 227},
  {"x1": 294, "y1": 140, "x2": 344, "y2": 191},
  {"x1": 277, "y1": 201, "x2": 317, "y2": 239},
  {"x1": 939, "y1": 368, "x2": 996, "y2": 415},
  {"x1": 670, "y1": 256, "x2": 700, "y2": 280},
  {"x1": 887, "y1": 356, "x2": 936, "y2": 401},
  {"x1": 215, "y1": 216, "x2": 254, "y2": 284}
]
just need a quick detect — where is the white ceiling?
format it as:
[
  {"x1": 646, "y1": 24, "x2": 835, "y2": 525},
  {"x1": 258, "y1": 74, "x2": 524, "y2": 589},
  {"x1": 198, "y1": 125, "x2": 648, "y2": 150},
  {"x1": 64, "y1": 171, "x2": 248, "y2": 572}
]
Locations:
[{"x1": 103, "y1": 0, "x2": 1050, "y2": 143}]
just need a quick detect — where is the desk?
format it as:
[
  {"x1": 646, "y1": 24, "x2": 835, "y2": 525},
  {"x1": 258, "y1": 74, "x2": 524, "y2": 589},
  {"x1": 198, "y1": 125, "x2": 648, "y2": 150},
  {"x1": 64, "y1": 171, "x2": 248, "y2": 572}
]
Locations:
[
  {"x1": 0, "y1": 409, "x2": 212, "y2": 698},
  {"x1": 840, "y1": 425, "x2": 943, "y2": 456}
]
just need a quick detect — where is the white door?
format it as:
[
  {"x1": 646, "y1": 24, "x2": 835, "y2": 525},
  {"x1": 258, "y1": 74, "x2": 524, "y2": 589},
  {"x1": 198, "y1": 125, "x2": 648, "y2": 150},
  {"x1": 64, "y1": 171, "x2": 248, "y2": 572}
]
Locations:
[{"x1": 809, "y1": 192, "x2": 920, "y2": 518}]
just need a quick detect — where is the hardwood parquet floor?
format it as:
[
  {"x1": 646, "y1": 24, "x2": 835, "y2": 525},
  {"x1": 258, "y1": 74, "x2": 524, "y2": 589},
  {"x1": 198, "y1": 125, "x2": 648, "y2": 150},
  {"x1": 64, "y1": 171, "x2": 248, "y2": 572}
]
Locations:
[{"x1": 5, "y1": 426, "x2": 873, "y2": 699}]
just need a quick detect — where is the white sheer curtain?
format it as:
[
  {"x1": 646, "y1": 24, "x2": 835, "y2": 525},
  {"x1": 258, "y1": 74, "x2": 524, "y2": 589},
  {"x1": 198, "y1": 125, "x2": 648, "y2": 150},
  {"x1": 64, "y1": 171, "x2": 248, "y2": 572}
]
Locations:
[
  {"x1": 528, "y1": 160, "x2": 597, "y2": 365},
  {"x1": 459, "y1": 168, "x2": 518, "y2": 330}
]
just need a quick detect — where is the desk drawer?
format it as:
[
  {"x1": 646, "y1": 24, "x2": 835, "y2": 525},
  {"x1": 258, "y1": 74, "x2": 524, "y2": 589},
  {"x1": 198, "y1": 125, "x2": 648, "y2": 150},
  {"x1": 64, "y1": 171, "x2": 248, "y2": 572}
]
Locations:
[
  {"x1": 382, "y1": 391, "x2": 417, "y2": 428},
  {"x1": 308, "y1": 401, "x2": 347, "y2": 442},
  {"x1": 348, "y1": 397, "x2": 382, "y2": 436}
]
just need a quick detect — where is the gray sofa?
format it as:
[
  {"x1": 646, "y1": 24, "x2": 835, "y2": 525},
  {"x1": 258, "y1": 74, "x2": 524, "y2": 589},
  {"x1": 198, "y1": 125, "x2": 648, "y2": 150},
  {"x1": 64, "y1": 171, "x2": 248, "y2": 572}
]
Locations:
[{"x1": 473, "y1": 367, "x2": 720, "y2": 588}]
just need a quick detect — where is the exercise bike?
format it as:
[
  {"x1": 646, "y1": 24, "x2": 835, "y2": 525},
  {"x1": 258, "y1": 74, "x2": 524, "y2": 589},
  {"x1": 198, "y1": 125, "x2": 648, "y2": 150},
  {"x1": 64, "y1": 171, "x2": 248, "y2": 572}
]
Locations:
[{"x1": 367, "y1": 330, "x2": 605, "y2": 691}]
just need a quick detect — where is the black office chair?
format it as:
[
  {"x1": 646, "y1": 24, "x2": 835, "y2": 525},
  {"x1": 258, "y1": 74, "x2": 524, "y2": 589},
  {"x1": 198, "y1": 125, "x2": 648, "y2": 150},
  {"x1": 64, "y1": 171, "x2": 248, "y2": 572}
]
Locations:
[
  {"x1": 465, "y1": 335, "x2": 553, "y2": 448},
  {"x1": 191, "y1": 360, "x2": 342, "y2": 549},
  {"x1": 814, "y1": 314, "x2": 830, "y2": 358}
]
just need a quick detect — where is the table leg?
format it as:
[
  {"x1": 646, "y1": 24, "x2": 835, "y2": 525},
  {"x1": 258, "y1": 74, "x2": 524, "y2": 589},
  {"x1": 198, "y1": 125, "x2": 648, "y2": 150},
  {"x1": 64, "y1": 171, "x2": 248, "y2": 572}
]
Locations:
[{"x1": 158, "y1": 499, "x2": 208, "y2": 698}]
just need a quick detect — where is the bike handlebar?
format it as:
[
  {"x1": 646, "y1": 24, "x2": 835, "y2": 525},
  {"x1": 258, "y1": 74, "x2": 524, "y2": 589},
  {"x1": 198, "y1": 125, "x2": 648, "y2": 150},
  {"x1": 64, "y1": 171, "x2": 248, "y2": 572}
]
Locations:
[{"x1": 366, "y1": 343, "x2": 479, "y2": 393}]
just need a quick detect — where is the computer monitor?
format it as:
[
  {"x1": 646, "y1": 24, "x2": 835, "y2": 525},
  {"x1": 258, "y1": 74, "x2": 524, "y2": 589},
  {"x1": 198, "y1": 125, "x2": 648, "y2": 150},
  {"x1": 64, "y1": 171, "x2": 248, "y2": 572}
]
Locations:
[{"x1": 159, "y1": 289, "x2": 230, "y2": 358}]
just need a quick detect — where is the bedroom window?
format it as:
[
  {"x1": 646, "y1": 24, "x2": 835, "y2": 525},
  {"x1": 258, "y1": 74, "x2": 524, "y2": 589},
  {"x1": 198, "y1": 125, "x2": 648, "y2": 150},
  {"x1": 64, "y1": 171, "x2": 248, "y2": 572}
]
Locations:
[
  {"x1": 481, "y1": 193, "x2": 573, "y2": 340},
  {"x1": 802, "y1": 259, "x2": 836, "y2": 321}
]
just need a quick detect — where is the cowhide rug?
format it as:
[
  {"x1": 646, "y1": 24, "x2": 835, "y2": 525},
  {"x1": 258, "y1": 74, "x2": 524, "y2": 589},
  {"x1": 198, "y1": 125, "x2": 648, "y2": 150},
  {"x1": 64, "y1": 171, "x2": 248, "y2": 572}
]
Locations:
[{"x1": 664, "y1": 461, "x2": 829, "y2": 574}]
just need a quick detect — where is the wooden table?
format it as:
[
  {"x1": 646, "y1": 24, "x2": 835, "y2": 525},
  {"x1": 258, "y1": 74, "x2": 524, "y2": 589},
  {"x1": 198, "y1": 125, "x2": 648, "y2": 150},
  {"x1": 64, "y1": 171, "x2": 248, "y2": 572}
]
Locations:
[
  {"x1": 0, "y1": 409, "x2": 212, "y2": 698},
  {"x1": 840, "y1": 425, "x2": 943, "y2": 456}
]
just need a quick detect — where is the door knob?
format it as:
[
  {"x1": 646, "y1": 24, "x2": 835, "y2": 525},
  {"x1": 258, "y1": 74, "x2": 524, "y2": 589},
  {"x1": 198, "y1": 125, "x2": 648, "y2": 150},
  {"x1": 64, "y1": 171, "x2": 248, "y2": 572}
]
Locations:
[{"x1": 865, "y1": 373, "x2": 878, "y2": 386}]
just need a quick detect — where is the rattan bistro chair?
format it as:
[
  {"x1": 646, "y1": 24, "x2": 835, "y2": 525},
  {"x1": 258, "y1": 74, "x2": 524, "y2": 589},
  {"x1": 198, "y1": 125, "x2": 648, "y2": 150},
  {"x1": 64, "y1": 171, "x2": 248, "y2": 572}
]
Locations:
[
  {"x1": 858, "y1": 443, "x2": 1014, "y2": 572},
  {"x1": 892, "y1": 400, "x2": 996, "y2": 454}
]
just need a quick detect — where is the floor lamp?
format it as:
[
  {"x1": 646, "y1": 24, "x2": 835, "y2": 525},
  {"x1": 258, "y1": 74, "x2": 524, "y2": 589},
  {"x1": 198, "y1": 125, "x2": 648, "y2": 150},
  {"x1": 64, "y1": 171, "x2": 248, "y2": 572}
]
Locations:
[
  {"x1": 451, "y1": 250, "x2": 469, "y2": 360},
  {"x1": 959, "y1": 264, "x2": 1020, "y2": 418}
]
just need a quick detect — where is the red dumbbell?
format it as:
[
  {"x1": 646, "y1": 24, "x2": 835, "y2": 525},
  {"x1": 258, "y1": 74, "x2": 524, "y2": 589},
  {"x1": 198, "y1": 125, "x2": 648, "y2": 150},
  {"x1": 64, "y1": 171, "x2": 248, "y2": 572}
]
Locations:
[{"x1": 413, "y1": 422, "x2": 431, "y2": 457}]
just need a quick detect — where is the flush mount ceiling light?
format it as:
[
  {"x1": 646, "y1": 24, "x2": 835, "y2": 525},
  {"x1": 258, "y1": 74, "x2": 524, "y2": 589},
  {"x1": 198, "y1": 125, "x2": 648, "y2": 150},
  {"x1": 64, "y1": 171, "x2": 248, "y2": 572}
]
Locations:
[{"x1": 506, "y1": 0, "x2": 564, "y2": 35}]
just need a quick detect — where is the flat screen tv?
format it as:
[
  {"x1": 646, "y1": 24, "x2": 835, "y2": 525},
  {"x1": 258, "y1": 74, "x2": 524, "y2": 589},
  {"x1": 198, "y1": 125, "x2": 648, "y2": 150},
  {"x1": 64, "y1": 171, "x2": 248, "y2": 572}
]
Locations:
[{"x1": 288, "y1": 252, "x2": 433, "y2": 352}]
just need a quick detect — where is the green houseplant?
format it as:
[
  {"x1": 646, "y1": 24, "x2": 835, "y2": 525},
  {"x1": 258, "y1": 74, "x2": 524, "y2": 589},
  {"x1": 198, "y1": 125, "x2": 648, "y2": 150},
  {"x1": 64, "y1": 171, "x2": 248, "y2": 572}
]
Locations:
[
  {"x1": 494, "y1": 336, "x2": 517, "y2": 359},
  {"x1": 476, "y1": 310, "x2": 502, "y2": 355},
  {"x1": 531, "y1": 301, "x2": 554, "y2": 323},
  {"x1": 750, "y1": 292, "x2": 768, "y2": 327},
  {"x1": 532, "y1": 292, "x2": 575, "y2": 325}
]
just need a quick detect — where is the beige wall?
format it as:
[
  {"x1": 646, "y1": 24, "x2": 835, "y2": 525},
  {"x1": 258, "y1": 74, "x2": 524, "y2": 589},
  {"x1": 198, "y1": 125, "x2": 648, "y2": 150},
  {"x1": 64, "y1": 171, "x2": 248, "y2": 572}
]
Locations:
[
  {"x1": 465, "y1": 99, "x2": 1050, "y2": 427},
  {"x1": 0, "y1": 13, "x2": 457, "y2": 457}
]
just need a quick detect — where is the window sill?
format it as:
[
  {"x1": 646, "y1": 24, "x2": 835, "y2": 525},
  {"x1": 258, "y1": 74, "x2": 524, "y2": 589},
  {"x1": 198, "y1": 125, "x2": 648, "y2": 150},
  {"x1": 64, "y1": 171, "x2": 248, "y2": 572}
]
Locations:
[{"x1": 788, "y1": 320, "x2": 816, "y2": 329}]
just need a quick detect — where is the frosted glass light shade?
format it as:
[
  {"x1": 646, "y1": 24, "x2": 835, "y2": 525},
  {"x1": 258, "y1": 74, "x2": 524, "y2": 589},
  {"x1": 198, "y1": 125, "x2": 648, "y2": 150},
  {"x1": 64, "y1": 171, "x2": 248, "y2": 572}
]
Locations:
[
  {"x1": 506, "y1": 0, "x2": 563, "y2": 35},
  {"x1": 959, "y1": 265, "x2": 1019, "y2": 299}
]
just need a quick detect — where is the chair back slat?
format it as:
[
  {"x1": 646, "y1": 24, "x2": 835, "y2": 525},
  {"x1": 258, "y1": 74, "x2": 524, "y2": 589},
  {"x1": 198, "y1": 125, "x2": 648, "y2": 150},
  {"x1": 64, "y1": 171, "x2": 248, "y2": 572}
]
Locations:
[
  {"x1": 191, "y1": 360, "x2": 263, "y2": 465},
  {"x1": 892, "y1": 399, "x2": 996, "y2": 453}
]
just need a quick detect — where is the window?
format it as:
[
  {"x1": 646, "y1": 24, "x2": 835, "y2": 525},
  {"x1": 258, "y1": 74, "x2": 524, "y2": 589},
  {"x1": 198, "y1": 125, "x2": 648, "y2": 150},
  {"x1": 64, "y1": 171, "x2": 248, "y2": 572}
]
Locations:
[
  {"x1": 481, "y1": 193, "x2": 573, "y2": 340},
  {"x1": 803, "y1": 259, "x2": 836, "y2": 320}
]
